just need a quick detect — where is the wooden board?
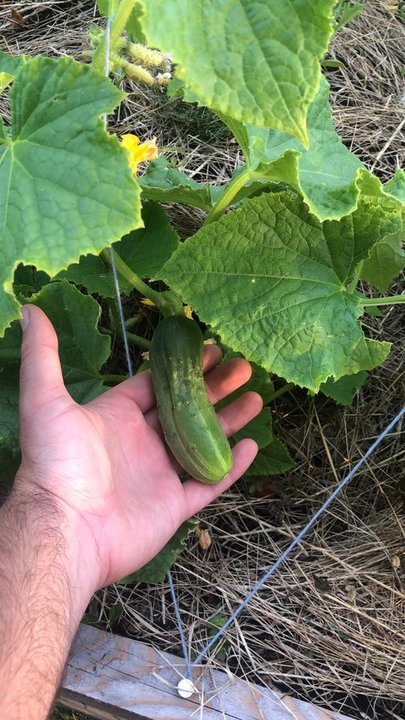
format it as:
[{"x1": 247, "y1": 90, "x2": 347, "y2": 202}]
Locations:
[{"x1": 60, "y1": 624, "x2": 354, "y2": 720}]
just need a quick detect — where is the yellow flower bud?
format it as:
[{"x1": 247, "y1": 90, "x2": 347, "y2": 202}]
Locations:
[
  {"x1": 121, "y1": 60, "x2": 154, "y2": 85},
  {"x1": 127, "y1": 42, "x2": 167, "y2": 68}
]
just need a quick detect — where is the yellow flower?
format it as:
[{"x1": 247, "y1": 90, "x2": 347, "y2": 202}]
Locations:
[{"x1": 121, "y1": 134, "x2": 158, "y2": 176}]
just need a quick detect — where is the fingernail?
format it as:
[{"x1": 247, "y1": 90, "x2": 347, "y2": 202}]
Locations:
[{"x1": 20, "y1": 305, "x2": 30, "y2": 331}]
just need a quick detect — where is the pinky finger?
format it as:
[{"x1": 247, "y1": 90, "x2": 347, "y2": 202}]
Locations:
[{"x1": 182, "y1": 438, "x2": 258, "y2": 519}]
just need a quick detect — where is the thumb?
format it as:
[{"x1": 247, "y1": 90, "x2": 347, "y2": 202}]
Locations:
[{"x1": 19, "y1": 304, "x2": 67, "y2": 417}]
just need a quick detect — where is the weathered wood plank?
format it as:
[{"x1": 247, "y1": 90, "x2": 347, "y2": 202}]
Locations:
[{"x1": 60, "y1": 624, "x2": 354, "y2": 720}]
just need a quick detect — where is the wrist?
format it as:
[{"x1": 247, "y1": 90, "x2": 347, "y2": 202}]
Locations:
[
  {"x1": 10, "y1": 475, "x2": 101, "y2": 617},
  {"x1": 0, "y1": 486, "x2": 93, "y2": 718}
]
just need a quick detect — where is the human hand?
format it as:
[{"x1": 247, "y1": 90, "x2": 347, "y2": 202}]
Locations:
[{"x1": 15, "y1": 305, "x2": 262, "y2": 596}]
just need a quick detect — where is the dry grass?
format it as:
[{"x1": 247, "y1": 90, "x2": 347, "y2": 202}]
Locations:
[
  {"x1": 52, "y1": 709, "x2": 91, "y2": 720},
  {"x1": 2, "y1": 3, "x2": 405, "y2": 719},
  {"x1": 329, "y1": 1, "x2": 405, "y2": 180}
]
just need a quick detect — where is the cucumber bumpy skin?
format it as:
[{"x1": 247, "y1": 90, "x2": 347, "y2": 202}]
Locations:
[{"x1": 149, "y1": 315, "x2": 233, "y2": 484}]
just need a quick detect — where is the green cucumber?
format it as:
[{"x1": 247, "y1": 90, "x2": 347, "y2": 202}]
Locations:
[{"x1": 149, "y1": 315, "x2": 233, "y2": 484}]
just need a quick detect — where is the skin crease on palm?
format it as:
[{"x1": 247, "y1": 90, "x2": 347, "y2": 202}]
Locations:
[{"x1": 16, "y1": 304, "x2": 263, "y2": 591}]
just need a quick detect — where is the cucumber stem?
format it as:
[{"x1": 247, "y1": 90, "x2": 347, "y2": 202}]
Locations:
[
  {"x1": 267, "y1": 382, "x2": 295, "y2": 402},
  {"x1": 127, "y1": 331, "x2": 151, "y2": 349},
  {"x1": 362, "y1": 294, "x2": 405, "y2": 307},
  {"x1": 103, "y1": 249, "x2": 155, "y2": 298},
  {"x1": 103, "y1": 249, "x2": 183, "y2": 317},
  {"x1": 92, "y1": 0, "x2": 138, "y2": 75},
  {"x1": 347, "y1": 261, "x2": 363, "y2": 294},
  {"x1": 106, "y1": 296, "x2": 121, "y2": 334},
  {"x1": 125, "y1": 314, "x2": 140, "y2": 329},
  {"x1": 101, "y1": 325, "x2": 151, "y2": 349},
  {"x1": 204, "y1": 168, "x2": 255, "y2": 224}
]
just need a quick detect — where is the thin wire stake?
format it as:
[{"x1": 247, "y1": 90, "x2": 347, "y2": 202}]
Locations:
[
  {"x1": 102, "y1": 10, "x2": 190, "y2": 678},
  {"x1": 103, "y1": 14, "x2": 134, "y2": 378},
  {"x1": 167, "y1": 570, "x2": 193, "y2": 680},
  {"x1": 192, "y1": 405, "x2": 405, "y2": 668},
  {"x1": 108, "y1": 246, "x2": 134, "y2": 377}
]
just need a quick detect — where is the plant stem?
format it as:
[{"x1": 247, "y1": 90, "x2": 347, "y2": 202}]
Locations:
[
  {"x1": 347, "y1": 261, "x2": 363, "y2": 294},
  {"x1": 104, "y1": 249, "x2": 154, "y2": 298},
  {"x1": 106, "y1": 296, "x2": 121, "y2": 334},
  {"x1": 109, "y1": 0, "x2": 120, "y2": 14},
  {"x1": 127, "y1": 331, "x2": 151, "y2": 349},
  {"x1": 204, "y1": 168, "x2": 254, "y2": 224},
  {"x1": 362, "y1": 294, "x2": 405, "y2": 307},
  {"x1": 125, "y1": 314, "x2": 140, "y2": 329},
  {"x1": 101, "y1": 325, "x2": 151, "y2": 349},
  {"x1": 267, "y1": 382, "x2": 295, "y2": 403},
  {"x1": 103, "y1": 249, "x2": 183, "y2": 317},
  {"x1": 92, "y1": 0, "x2": 138, "y2": 75}
]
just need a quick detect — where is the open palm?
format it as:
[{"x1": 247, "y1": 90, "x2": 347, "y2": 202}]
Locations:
[{"x1": 16, "y1": 305, "x2": 262, "y2": 591}]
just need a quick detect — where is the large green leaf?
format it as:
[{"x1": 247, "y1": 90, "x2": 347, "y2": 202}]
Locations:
[
  {"x1": 56, "y1": 202, "x2": 179, "y2": 296},
  {"x1": 56, "y1": 254, "x2": 118, "y2": 298},
  {"x1": 118, "y1": 519, "x2": 198, "y2": 584},
  {"x1": 116, "y1": 201, "x2": 179, "y2": 278},
  {"x1": 0, "y1": 281, "x2": 110, "y2": 445},
  {"x1": 0, "y1": 50, "x2": 28, "y2": 78},
  {"x1": 139, "y1": 157, "x2": 214, "y2": 210},
  {"x1": 385, "y1": 169, "x2": 405, "y2": 204},
  {"x1": 334, "y1": 1, "x2": 364, "y2": 31},
  {"x1": 0, "y1": 72, "x2": 13, "y2": 93},
  {"x1": 357, "y1": 170, "x2": 405, "y2": 211},
  {"x1": 137, "y1": 0, "x2": 335, "y2": 145},
  {"x1": 0, "y1": 55, "x2": 141, "y2": 335},
  {"x1": 244, "y1": 77, "x2": 363, "y2": 221},
  {"x1": 320, "y1": 371, "x2": 368, "y2": 405},
  {"x1": 234, "y1": 408, "x2": 272, "y2": 449},
  {"x1": 321, "y1": 172, "x2": 405, "y2": 291},
  {"x1": 219, "y1": 85, "x2": 405, "y2": 224},
  {"x1": 323, "y1": 201, "x2": 403, "y2": 287},
  {"x1": 246, "y1": 437, "x2": 294, "y2": 477},
  {"x1": 350, "y1": 172, "x2": 405, "y2": 290},
  {"x1": 360, "y1": 230, "x2": 405, "y2": 292},
  {"x1": 161, "y1": 192, "x2": 390, "y2": 391},
  {"x1": 13, "y1": 265, "x2": 50, "y2": 299}
]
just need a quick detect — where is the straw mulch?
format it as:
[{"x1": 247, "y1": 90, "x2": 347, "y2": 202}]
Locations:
[
  {"x1": 2, "y1": 3, "x2": 404, "y2": 719},
  {"x1": 329, "y1": 1, "x2": 405, "y2": 180}
]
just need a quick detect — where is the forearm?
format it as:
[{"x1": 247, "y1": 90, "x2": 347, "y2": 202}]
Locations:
[{"x1": 0, "y1": 487, "x2": 92, "y2": 720}]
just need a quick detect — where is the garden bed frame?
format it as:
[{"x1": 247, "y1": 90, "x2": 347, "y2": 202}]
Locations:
[{"x1": 60, "y1": 624, "x2": 353, "y2": 720}]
